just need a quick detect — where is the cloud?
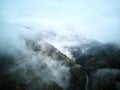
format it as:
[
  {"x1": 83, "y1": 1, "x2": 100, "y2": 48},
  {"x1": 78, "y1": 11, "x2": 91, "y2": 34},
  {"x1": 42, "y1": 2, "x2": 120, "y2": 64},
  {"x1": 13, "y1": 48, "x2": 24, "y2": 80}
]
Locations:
[
  {"x1": 0, "y1": 21, "x2": 71, "y2": 89},
  {"x1": 1, "y1": 0, "x2": 120, "y2": 46}
]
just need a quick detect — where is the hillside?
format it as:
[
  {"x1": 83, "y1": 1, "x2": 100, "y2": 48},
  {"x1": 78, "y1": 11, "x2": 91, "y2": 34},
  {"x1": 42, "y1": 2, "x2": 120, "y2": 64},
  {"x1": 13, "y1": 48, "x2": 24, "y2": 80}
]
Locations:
[
  {"x1": 75, "y1": 43, "x2": 120, "y2": 90},
  {"x1": 0, "y1": 39, "x2": 86, "y2": 90}
]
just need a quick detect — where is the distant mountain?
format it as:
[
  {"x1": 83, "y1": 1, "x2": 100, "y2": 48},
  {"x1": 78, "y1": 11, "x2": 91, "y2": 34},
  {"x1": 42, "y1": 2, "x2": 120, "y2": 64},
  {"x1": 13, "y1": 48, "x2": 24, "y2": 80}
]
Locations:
[{"x1": 69, "y1": 40, "x2": 102, "y2": 59}]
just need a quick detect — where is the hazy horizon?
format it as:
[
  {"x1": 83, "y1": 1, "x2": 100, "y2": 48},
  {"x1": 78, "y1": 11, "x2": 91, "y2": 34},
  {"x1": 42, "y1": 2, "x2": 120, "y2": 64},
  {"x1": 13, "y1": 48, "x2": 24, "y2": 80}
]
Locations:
[{"x1": 0, "y1": 0, "x2": 120, "y2": 44}]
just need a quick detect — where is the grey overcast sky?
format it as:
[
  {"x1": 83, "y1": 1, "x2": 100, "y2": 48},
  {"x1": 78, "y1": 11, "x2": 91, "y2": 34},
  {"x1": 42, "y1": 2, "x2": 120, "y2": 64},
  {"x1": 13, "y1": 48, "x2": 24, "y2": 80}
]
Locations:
[{"x1": 0, "y1": 0, "x2": 120, "y2": 44}]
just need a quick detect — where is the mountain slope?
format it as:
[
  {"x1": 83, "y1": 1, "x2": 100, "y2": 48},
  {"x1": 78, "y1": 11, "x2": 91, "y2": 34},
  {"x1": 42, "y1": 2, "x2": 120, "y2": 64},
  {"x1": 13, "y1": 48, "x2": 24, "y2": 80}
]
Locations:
[
  {"x1": 0, "y1": 39, "x2": 86, "y2": 90},
  {"x1": 75, "y1": 43, "x2": 120, "y2": 90}
]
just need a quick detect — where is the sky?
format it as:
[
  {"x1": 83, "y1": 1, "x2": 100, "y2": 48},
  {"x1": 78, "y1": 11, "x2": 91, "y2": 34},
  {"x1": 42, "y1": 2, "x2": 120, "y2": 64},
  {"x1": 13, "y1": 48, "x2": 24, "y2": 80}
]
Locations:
[{"x1": 0, "y1": 0, "x2": 120, "y2": 44}]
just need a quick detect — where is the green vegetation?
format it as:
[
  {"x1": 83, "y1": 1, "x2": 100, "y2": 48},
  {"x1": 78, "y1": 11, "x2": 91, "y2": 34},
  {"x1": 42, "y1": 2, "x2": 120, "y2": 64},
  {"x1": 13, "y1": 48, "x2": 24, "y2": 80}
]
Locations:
[{"x1": 76, "y1": 43, "x2": 120, "y2": 90}]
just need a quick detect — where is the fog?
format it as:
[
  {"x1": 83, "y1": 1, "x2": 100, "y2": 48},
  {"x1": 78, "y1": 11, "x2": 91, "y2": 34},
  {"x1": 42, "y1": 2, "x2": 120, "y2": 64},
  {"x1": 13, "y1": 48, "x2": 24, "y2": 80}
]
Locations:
[
  {"x1": 1, "y1": 0, "x2": 120, "y2": 57},
  {"x1": 0, "y1": 0, "x2": 120, "y2": 89},
  {"x1": 0, "y1": 22, "x2": 71, "y2": 89},
  {"x1": 1, "y1": 0, "x2": 120, "y2": 43}
]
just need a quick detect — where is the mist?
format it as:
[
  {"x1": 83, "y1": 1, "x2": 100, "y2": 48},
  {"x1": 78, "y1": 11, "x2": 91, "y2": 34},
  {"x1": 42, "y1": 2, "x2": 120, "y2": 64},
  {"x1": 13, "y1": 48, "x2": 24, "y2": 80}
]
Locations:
[
  {"x1": 1, "y1": 0, "x2": 120, "y2": 44},
  {"x1": 0, "y1": 0, "x2": 120, "y2": 89},
  {"x1": 1, "y1": 0, "x2": 120, "y2": 57},
  {"x1": 0, "y1": 21, "x2": 71, "y2": 89}
]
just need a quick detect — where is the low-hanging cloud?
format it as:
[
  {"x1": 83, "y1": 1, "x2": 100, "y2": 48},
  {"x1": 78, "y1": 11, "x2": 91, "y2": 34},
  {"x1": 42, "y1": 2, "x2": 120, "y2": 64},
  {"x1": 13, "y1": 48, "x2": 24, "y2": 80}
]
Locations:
[
  {"x1": 1, "y1": 0, "x2": 120, "y2": 59},
  {"x1": 0, "y1": 21, "x2": 71, "y2": 89}
]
